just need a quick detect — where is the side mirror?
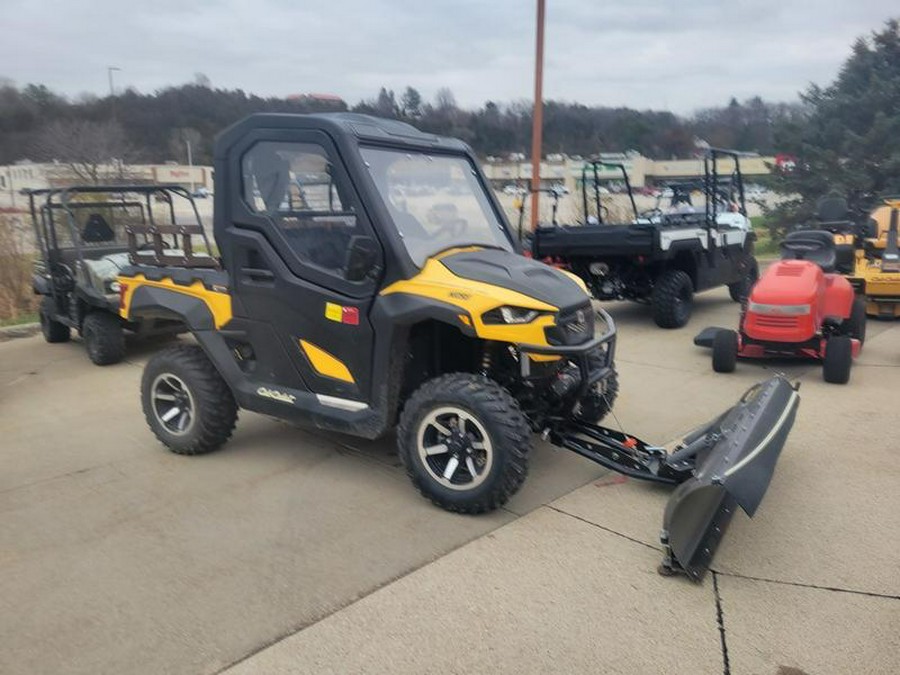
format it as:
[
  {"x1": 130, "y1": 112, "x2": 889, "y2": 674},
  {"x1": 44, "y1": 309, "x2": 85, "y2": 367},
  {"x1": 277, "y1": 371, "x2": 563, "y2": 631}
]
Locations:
[{"x1": 345, "y1": 235, "x2": 380, "y2": 282}]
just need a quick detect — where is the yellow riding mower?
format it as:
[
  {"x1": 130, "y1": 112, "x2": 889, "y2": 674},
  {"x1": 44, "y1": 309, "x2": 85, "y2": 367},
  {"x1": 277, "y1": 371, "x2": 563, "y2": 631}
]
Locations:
[
  {"x1": 118, "y1": 113, "x2": 800, "y2": 580},
  {"x1": 848, "y1": 199, "x2": 900, "y2": 317}
]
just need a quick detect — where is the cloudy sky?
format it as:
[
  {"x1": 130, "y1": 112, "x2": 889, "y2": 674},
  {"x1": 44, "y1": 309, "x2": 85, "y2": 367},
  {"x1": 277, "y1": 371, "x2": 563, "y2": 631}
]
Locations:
[{"x1": 1, "y1": 0, "x2": 895, "y2": 113}]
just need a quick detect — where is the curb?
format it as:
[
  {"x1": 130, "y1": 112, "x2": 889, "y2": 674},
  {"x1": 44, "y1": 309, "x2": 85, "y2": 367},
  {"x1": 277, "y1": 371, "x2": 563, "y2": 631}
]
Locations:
[{"x1": 0, "y1": 322, "x2": 40, "y2": 341}]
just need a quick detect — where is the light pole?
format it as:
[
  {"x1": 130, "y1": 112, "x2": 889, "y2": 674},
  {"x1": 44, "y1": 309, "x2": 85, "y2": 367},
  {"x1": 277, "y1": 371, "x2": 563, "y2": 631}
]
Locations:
[
  {"x1": 185, "y1": 136, "x2": 195, "y2": 193},
  {"x1": 529, "y1": 0, "x2": 545, "y2": 231},
  {"x1": 108, "y1": 66, "x2": 121, "y2": 121}
]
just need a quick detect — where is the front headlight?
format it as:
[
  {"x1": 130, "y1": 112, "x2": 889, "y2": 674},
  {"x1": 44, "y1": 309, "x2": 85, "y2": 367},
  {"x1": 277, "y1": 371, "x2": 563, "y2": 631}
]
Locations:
[
  {"x1": 482, "y1": 306, "x2": 546, "y2": 324},
  {"x1": 748, "y1": 301, "x2": 811, "y2": 316},
  {"x1": 107, "y1": 280, "x2": 122, "y2": 293}
]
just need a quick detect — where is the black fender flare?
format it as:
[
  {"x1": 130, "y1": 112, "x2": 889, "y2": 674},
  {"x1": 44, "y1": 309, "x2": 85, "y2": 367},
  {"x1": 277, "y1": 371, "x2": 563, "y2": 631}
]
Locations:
[{"x1": 127, "y1": 285, "x2": 215, "y2": 331}]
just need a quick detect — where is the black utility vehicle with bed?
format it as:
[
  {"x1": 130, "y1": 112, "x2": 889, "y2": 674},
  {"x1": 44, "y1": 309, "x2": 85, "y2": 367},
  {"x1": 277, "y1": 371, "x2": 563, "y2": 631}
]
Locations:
[{"x1": 533, "y1": 150, "x2": 759, "y2": 328}]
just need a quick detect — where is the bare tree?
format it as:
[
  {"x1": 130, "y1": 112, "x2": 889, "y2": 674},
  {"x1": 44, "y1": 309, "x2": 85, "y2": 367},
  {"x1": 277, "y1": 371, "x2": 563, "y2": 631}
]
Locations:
[
  {"x1": 168, "y1": 127, "x2": 203, "y2": 163},
  {"x1": 31, "y1": 119, "x2": 137, "y2": 184},
  {"x1": 435, "y1": 87, "x2": 457, "y2": 111}
]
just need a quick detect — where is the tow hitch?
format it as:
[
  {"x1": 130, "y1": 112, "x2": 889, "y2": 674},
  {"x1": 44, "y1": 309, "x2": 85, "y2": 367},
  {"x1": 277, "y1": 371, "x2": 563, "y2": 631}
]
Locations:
[{"x1": 549, "y1": 376, "x2": 800, "y2": 581}]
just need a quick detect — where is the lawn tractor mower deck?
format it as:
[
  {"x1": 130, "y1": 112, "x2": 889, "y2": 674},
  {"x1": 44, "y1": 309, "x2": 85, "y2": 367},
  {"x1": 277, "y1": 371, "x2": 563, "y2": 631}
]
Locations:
[
  {"x1": 118, "y1": 112, "x2": 800, "y2": 581},
  {"x1": 696, "y1": 229, "x2": 865, "y2": 384}
]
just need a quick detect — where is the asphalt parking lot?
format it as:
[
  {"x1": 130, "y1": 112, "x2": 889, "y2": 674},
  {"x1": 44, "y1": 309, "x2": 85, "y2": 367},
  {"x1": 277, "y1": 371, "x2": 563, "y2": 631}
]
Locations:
[{"x1": 2, "y1": 288, "x2": 898, "y2": 674}]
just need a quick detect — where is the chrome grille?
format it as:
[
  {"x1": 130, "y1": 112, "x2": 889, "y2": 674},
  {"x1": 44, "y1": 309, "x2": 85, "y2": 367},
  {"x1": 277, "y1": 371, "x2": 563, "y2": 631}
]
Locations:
[{"x1": 547, "y1": 303, "x2": 594, "y2": 345}]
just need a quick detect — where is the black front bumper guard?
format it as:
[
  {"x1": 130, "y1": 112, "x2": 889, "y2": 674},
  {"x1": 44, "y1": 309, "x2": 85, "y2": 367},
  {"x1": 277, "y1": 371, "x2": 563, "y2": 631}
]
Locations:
[{"x1": 516, "y1": 306, "x2": 617, "y2": 400}]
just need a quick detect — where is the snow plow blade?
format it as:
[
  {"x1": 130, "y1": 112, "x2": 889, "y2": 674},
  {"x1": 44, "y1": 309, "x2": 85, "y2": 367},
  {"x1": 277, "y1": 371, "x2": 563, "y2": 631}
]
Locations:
[
  {"x1": 548, "y1": 375, "x2": 799, "y2": 582},
  {"x1": 660, "y1": 376, "x2": 800, "y2": 581}
]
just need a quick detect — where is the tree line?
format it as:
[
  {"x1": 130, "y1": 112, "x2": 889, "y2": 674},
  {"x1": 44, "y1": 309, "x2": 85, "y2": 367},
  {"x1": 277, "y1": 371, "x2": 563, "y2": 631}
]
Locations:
[
  {"x1": 0, "y1": 75, "x2": 800, "y2": 168},
  {"x1": 1, "y1": 16, "x2": 896, "y2": 232}
]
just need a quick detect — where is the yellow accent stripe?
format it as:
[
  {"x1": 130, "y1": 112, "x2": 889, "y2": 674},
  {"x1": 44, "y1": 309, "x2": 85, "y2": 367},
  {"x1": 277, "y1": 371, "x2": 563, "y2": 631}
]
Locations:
[
  {"x1": 299, "y1": 340, "x2": 355, "y2": 383},
  {"x1": 118, "y1": 274, "x2": 232, "y2": 329}
]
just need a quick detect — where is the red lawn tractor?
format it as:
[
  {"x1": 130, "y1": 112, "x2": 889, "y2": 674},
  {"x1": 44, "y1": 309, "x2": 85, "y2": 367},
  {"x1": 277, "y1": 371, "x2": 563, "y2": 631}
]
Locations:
[{"x1": 695, "y1": 230, "x2": 866, "y2": 384}]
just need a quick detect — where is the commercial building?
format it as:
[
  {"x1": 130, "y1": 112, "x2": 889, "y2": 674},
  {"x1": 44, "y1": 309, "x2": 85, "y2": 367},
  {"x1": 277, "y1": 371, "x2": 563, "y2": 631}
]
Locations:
[
  {"x1": 482, "y1": 153, "x2": 775, "y2": 193},
  {"x1": 0, "y1": 162, "x2": 213, "y2": 208}
]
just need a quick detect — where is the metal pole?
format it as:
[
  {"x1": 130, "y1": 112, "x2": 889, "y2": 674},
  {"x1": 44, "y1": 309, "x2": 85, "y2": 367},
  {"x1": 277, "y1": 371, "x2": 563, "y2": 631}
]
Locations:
[
  {"x1": 529, "y1": 0, "x2": 545, "y2": 231},
  {"x1": 186, "y1": 138, "x2": 195, "y2": 193},
  {"x1": 108, "y1": 66, "x2": 120, "y2": 121}
]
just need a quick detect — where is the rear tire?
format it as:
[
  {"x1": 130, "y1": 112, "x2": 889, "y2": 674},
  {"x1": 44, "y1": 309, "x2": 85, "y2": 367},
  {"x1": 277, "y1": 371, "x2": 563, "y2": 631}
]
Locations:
[
  {"x1": 397, "y1": 373, "x2": 531, "y2": 514},
  {"x1": 82, "y1": 311, "x2": 125, "y2": 365},
  {"x1": 728, "y1": 257, "x2": 759, "y2": 303},
  {"x1": 141, "y1": 345, "x2": 238, "y2": 455},
  {"x1": 712, "y1": 329, "x2": 738, "y2": 373},
  {"x1": 39, "y1": 297, "x2": 70, "y2": 343},
  {"x1": 651, "y1": 270, "x2": 694, "y2": 328},
  {"x1": 844, "y1": 297, "x2": 867, "y2": 344},
  {"x1": 823, "y1": 335, "x2": 852, "y2": 384}
]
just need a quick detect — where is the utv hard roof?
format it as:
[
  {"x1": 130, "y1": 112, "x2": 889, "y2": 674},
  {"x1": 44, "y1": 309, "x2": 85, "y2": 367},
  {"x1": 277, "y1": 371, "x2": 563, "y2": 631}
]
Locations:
[{"x1": 216, "y1": 112, "x2": 470, "y2": 153}]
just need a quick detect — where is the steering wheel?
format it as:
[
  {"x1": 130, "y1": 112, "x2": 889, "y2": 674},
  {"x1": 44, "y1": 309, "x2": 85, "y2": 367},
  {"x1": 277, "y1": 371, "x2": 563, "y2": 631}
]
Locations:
[{"x1": 434, "y1": 218, "x2": 468, "y2": 239}]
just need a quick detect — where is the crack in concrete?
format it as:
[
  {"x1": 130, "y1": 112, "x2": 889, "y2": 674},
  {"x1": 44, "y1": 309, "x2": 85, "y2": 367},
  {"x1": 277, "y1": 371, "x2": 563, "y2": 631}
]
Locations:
[
  {"x1": 711, "y1": 569, "x2": 900, "y2": 600},
  {"x1": 712, "y1": 572, "x2": 731, "y2": 675},
  {"x1": 545, "y1": 504, "x2": 662, "y2": 552},
  {"x1": 547, "y1": 504, "x2": 736, "y2": 674}
]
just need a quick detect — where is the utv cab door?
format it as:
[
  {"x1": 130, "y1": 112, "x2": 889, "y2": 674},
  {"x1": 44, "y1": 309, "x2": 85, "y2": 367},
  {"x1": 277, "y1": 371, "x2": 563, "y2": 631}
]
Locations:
[{"x1": 223, "y1": 133, "x2": 383, "y2": 408}]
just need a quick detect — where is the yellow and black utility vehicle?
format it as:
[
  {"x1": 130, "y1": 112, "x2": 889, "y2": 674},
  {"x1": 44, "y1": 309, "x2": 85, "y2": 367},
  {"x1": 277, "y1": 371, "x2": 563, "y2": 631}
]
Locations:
[
  {"x1": 119, "y1": 113, "x2": 799, "y2": 580},
  {"x1": 849, "y1": 199, "x2": 900, "y2": 317}
]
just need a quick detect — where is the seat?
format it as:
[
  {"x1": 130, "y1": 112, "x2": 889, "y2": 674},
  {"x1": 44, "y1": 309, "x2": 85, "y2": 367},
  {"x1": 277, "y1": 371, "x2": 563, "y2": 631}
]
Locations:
[
  {"x1": 81, "y1": 213, "x2": 116, "y2": 243},
  {"x1": 250, "y1": 147, "x2": 290, "y2": 214},
  {"x1": 780, "y1": 230, "x2": 837, "y2": 272},
  {"x1": 816, "y1": 195, "x2": 849, "y2": 223}
]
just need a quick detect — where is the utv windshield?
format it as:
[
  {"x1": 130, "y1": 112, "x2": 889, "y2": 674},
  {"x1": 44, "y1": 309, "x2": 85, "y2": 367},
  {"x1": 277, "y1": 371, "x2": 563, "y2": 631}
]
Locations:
[{"x1": 360, "y1": 147, "x2": 513, "y2": 266}]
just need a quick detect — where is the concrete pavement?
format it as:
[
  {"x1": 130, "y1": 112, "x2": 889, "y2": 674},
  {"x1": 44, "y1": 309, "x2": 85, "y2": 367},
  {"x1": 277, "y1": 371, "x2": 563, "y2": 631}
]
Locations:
[
  {"x1": 2, "y1": 288, "x2": 899, "y2": 674},
  {"x1": 0, "y1": 335, "x2": 603, "y2": 673}
]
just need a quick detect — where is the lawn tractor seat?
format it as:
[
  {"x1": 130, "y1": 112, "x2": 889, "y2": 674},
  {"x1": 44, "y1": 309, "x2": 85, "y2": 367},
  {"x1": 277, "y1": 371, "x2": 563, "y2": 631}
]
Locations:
[
  {"x1": 815, "y1": 195, "x2": 849, "y2": 224},
  {"x1": 780, "y1": 230, "x2": 836, "y2": 272},
  {"x1": 808, "y1": 196, "x2": 856, "y2": 272}
]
